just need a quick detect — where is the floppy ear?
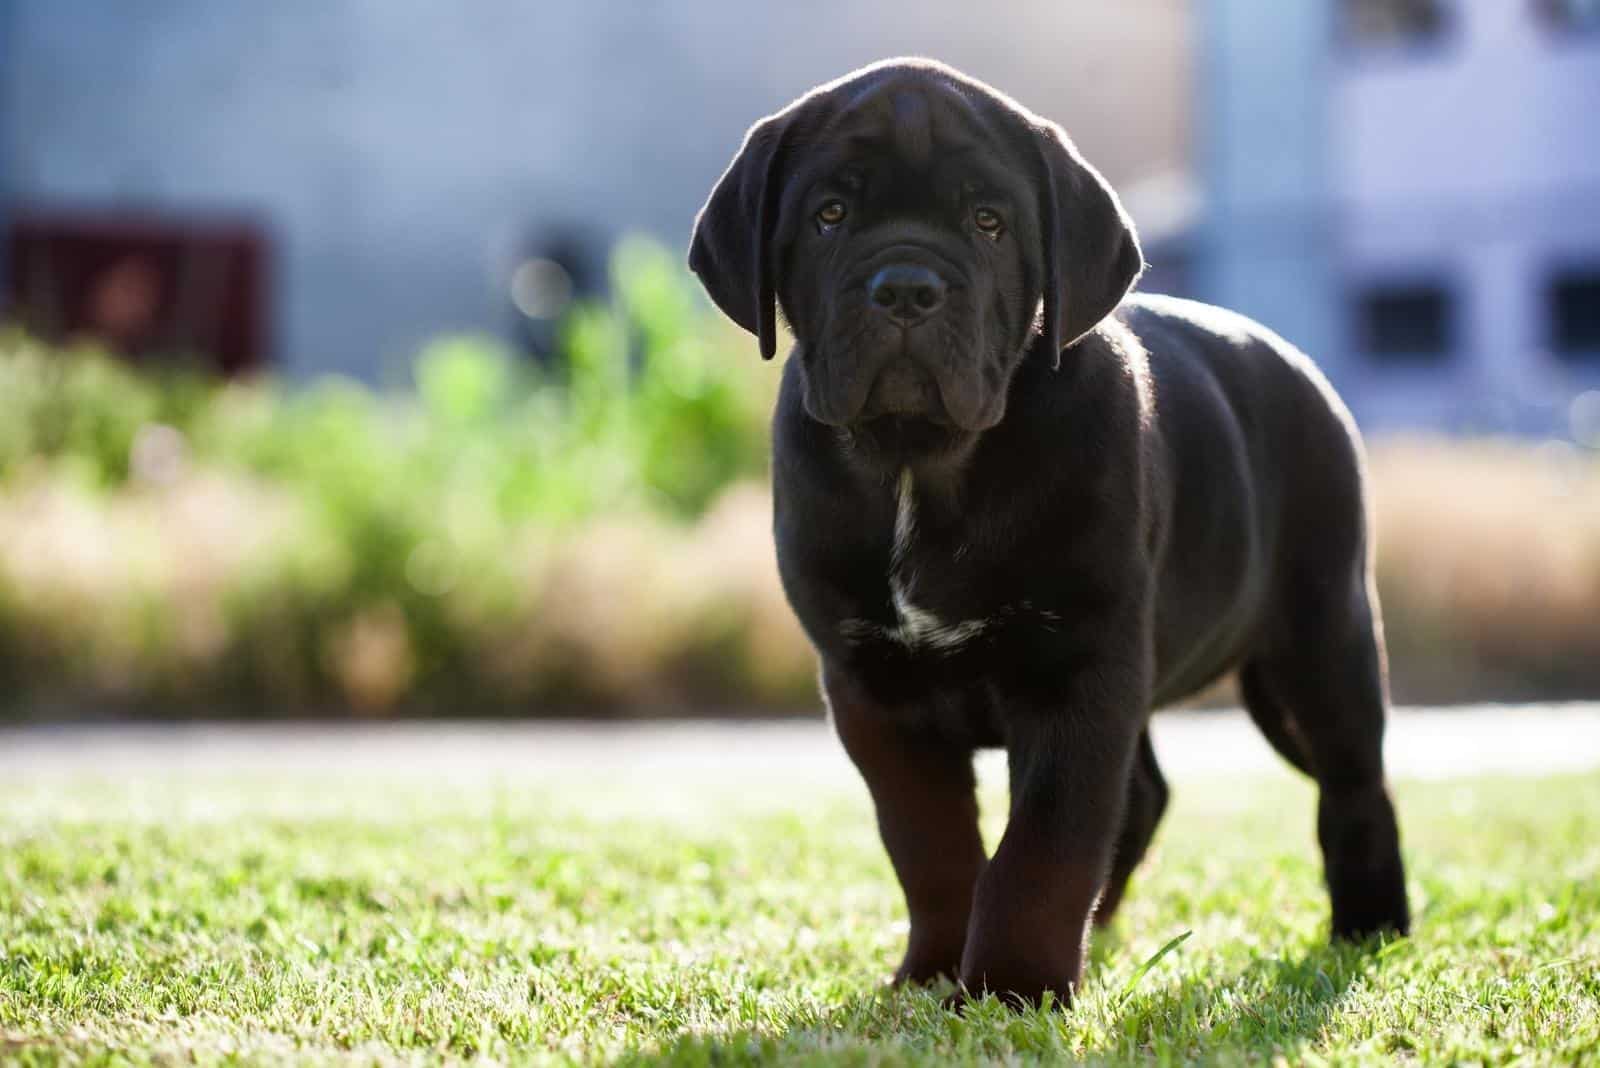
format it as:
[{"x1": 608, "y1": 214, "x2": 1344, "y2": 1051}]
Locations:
[
  {"x1": 1031, "y1": 120, "x2": 1144, "y2": 368},
  {"x1": 688, "y1": 115, "x2": 791, "y2": 359}
]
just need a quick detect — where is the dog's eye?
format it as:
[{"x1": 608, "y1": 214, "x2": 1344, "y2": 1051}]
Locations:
[
  {"x1": 816, "y1": 200, "x2": 847, "y2": 228},
  {"x1": 974, "y1": 207, "x2": 1004, "y2": 236}
]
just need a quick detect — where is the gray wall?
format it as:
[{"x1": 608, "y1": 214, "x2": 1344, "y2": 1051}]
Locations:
[
  {"x1": 1198, "y1": 0, "x2": 1338, "y2": 378},
  {"x1": 1199, "y1": 0, "x2": 1600, "y2": 434},
  {"x1": 1330, "y1": 0, "x2": 1600, "y2": 431},
  {"x1": 0, "y1": 1, "x2": 12, "y2": 300},
  {"x1": 1, "y1": 1, "x2": 1189, "y2": 380}
]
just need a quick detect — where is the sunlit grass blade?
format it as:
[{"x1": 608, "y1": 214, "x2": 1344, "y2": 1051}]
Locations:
[{"x1": 1117, "y1": 929, "x2": 1192, "y2": 1006}]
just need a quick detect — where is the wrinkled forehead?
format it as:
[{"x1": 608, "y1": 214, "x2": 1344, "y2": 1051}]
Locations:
[{"x1": 791, "y1": 71, "x2": 1028, "y2": 186}]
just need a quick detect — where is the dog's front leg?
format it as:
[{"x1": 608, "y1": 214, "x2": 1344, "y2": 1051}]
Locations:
[
  {"x1": 825, "y1": 666, "x2": 987, "y2": 985},
  {"x1": 959, "y1": 694, "x2": 1142, "y2": 1009}
]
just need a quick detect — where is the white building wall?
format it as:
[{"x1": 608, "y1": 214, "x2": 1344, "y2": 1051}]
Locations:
[
  {"x1": 1335, "y1": 1, "x2": 1600, "y2": 207},
  {"x1": 1331, "y1": 0, "x2": 1600, "y2": 431}
]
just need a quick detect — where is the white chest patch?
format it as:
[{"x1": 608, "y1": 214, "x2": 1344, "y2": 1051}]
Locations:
[{"x1": 839, "y1": 468, "x2": 993, "y2": 652}]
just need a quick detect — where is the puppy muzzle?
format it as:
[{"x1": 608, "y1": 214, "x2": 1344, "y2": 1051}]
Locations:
[{"x1": 861, "y1": 357, "x2": 947, "y2": 420}]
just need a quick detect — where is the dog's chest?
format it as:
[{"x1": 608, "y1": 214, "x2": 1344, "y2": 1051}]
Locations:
[{"x1": 839, "y1": 469, "x2": 1043, "y2": 657}]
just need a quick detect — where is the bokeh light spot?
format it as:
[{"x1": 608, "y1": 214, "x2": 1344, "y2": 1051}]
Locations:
[
  {"x1": 510, "y1": 259, "x2": 574, "y2": 320},
  {"x1": 1569, "y1": 390, "x2": 1600, "y2": 449}
]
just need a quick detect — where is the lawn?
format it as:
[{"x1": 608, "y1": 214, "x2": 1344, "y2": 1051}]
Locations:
[{"x1": 2, "y1": 764, "x2": 1597, "y2": 1065}]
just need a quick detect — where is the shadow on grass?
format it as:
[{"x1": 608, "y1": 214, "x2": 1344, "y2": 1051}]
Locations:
[
  {"x1": 616, "y1": 938, "x2": 1397, "y2": 1065},
  {"x1": 1112, "y1": 938, "x2": 1392, "y2": 1060}
]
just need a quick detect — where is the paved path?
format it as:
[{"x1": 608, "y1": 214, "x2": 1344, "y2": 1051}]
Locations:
[{"x1": 2, "y1": 705, "x2": 1597, "y2": 785}]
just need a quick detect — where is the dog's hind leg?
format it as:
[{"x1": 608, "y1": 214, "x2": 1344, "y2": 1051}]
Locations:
[
  {"x1": 1094, "y1": 728, "x2": 1169, "y2": 927},
  {"x1": 1246, "y1": 580, "x2": 1410, "y2": 941},
  {"x1": 1237, "y1": 662, "x2": 1313, "y2": 775}
]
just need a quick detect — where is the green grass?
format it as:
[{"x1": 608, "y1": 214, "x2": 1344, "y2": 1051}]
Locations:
[{"x1": 2, "y1": 768, "x2": 1597, "y2": 1065}]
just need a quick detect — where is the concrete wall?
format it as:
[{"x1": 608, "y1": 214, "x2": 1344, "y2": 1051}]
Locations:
[
  {"x1": 0, "y1": 0, "x2": 1188, "y2": 379},
  {"x1": 1331, "y1": 0, "x2": 1600, "y2": 431},
  {"x1": 0, "y1": 2, "x2": 12, "y2": 300},
  {"x1": 1200, "y1": 0, "x2": 1600, "y2": 433},
  {"x1": 1197, "y1": 0, "x2": 1338, "y2": 378}
]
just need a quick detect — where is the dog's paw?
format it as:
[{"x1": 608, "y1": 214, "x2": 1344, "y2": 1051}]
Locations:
[
  {"x1": 1331, "y1": 911, "x2": 1411, "y2": 944},
  {"x1": 892, "y1": 959, "x2": 961, "y2": 988},
  {"x1": 1330, "y1": 862, "x2": 1411, "y2": 943}
]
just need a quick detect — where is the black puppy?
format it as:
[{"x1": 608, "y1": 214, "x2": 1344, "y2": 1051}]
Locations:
[{"x1": 689, "y1": 59, "x2": 1409, "y2": 1009}]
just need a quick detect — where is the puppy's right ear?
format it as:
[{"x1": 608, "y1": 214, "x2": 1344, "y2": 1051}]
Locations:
[{"x1": 688, "y1": 115, "x2": 790, "y2": 359}]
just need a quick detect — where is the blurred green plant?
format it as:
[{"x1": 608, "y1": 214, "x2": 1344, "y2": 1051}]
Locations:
[
  {"x1": 0, "y1": 237, "x2": 806, "y2": 715},
  {"x1": 1, "y1": 237, "x2": 770, "y2": 520}
]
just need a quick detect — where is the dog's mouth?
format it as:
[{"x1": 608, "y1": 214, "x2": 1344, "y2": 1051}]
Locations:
[
  {"x1": 842, "y1": 356, "x2": 991, "y2": 461},
  {"x1": 857, "y1": 357, "x2": 952, "y2": 424}
]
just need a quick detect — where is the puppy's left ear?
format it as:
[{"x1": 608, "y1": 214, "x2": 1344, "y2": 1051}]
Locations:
[
  {"x1": 1030, "y1": 120, "x2": 1144, "y2": 367},
  {"x1": 688, "y1": 114, "x2": 791, "y2": 360}
]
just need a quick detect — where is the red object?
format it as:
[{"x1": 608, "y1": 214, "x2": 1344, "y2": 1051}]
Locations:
[{"x1": 4, "y1": 209, "x2": 270, "y2": 374}]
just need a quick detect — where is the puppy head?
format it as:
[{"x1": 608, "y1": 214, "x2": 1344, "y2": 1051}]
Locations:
[{"x1": 689, "y1": 59, "x2": 1142, "y2": 462}]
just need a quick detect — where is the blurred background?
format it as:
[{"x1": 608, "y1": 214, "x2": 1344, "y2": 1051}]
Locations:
[{"x1": 0, "y1": 0, "x2": 1596, "y2": 719}]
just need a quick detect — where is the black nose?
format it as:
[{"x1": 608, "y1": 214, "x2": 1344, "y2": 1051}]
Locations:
[{"x1": 867, "y1": 264, "x2": 947, "y2": 325}]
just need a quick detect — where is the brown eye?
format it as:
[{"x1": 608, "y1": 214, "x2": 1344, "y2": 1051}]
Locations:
[
  {"x1": 974, "y1": 207, "x2": 1003, "y2": 235},
  {"x1": 816, "y1": 200, "x2": 847, "y2": 227}
]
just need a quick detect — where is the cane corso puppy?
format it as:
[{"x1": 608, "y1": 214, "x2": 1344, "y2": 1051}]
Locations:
[{"x1": 688, "y1": 59, "x2": 1409, "y2": 1008}]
